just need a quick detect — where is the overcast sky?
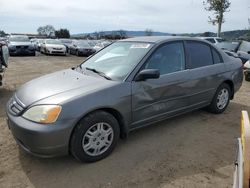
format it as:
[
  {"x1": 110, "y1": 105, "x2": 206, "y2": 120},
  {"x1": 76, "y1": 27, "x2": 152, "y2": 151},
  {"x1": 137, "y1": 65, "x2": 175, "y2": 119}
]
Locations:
[{"x1": 0, "y1": 0, "x2": 249, "y2": 34}]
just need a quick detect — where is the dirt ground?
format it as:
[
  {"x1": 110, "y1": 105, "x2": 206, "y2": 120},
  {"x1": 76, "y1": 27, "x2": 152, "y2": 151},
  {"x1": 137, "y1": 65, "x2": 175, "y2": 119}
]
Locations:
[{"x1": 0, "y1": 53, "x2": 249, "y2": 188}]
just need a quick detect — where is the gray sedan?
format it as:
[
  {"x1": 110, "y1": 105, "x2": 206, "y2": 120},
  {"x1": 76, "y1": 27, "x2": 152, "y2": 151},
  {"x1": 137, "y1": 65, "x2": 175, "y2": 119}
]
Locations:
[{"x1": 6, "y1": 36, "x2": 243, "y2": 162}]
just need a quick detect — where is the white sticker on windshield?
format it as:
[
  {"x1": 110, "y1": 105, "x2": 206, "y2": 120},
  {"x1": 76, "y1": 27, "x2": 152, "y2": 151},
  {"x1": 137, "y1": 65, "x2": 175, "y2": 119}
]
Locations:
[{"x1": 130, "y1": 44, "x2": 150, "y2": 49}]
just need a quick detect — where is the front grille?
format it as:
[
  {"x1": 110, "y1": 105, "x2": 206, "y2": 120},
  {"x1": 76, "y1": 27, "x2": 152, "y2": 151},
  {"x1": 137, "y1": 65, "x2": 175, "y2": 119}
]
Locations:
[
  {"x1": 53, "y1": 47, "x2": 62, "y2": 50},
  {"x1": 9, "y1": 96, "x2": 26, "y2": 116},
  {"x1": 16, "y1": 46, "x2": 29, "y2": 49}
]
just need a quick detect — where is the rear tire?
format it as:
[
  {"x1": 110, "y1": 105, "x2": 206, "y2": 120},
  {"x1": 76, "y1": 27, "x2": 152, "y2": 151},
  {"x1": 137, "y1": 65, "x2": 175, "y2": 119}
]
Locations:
[
  {"x1": 207, "y1": 83, "x2": 231, "y2": 114},
  {"x1": 70, "y1": 111, "x2": 120, "y2": 162}
]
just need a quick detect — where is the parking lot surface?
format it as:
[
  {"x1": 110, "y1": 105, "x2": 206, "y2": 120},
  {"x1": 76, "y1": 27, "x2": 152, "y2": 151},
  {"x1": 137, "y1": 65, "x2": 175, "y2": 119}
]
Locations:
[{"x1": 0, "y1": 54, "x2": 249, "y2": 188}]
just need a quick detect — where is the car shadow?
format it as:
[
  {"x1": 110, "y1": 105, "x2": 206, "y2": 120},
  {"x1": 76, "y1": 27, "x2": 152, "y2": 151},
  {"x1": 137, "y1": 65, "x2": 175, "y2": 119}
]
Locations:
[{"x1": 17, "y1": 101, "x2": 250, "y2": 188}]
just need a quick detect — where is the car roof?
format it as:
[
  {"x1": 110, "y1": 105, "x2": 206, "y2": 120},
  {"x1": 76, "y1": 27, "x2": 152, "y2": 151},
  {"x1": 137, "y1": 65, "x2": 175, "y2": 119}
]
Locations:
[{"x1": 120, "y1": 36, "x2": 205, "y2": 43}]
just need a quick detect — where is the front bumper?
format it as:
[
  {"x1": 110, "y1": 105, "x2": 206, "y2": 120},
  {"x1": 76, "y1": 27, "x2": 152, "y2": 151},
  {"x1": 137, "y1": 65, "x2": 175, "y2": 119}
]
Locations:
[
  {"x1": 46, "y1": 48, "x2": 66, "y2": 55},
  {"x1": 9, "y1": 48, "x2": 35, "y2": 56},
  {"x1": 6, "y1": 108, "x2": 76, "y2": 158}
]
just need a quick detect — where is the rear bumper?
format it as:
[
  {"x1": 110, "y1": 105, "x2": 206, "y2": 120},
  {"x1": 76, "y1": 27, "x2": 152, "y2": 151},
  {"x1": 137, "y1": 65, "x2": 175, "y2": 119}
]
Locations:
[{"x1": 6, "y1": 109, "x2": 76, "y2": 158}]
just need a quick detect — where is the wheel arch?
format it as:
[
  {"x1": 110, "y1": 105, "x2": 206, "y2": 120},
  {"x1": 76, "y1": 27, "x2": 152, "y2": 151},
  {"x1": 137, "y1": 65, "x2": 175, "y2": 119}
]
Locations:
[
  {"x1": 223, "y1": 80, "x2": 234, "y2": 99},
  {"x1": 69, "y1": 107, "x2": 128, "y2": 152}
]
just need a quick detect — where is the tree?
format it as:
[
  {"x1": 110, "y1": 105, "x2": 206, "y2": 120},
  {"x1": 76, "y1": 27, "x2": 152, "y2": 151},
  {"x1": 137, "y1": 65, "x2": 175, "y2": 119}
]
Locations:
[
  {"x1": 117, "y1": 30, "x2": 127, "y2": 39},
  {"x1": 37, "y1": 25, "x2": 55, "y2": 37},
  {"x1": 201, "y1": 31, "x2": 214, "y2": 37},
  {"x1": 0, "y1": 30, "x2": 6, "y2": 37},
  {"x1": 55, "y1": 29, "x2": 70, "y2": 38},
  {"x1": 145, "y1": 29, "x2": 153, "y2": 36},
  {"x1": 203, "y1": 0, "x2": 231, "y2": 37}
]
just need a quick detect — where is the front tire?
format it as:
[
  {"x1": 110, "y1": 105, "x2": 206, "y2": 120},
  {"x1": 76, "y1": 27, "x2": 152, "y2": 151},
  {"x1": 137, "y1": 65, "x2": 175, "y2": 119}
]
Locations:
[
  {"x1": 70, "y1": 111, "x2": 120, "y2": 162},
  {"x1": 207, "y1": 83, "x2": 231, "y2": 114}
]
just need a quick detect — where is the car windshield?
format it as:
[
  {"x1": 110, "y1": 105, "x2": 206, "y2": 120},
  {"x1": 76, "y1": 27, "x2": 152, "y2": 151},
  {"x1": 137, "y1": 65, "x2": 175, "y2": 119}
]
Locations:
[
  {"x1": 81, "y1": 42, "x2": 153, "y2": 81},
  {"x1": 217, "y1": 42, "x2": 239, "y2": 51},
  {"x1": 60, "y1": 39, "x2": 72, "y2": 44},
  {"x1": 45, "y1": 40, "x2": 62, "y2": 45},
  {"x1": 76, "y1": 41, "x2": 90, "y2": 47},
  {"x1": 238, "y1": 41, "x2": 250, "y2": 52},
  {"x1": 9, "y1": 36, "x2": 29, "y2": 42},
  {"x1": 216, "y1": 38, "x2": 225, "y2": 43}
]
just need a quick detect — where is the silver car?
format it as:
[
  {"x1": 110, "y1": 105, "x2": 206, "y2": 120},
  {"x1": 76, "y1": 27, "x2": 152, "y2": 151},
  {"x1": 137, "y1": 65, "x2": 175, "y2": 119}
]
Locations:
[{"x1": 6, "y1": 36, "x2": 243, "y2": 162}]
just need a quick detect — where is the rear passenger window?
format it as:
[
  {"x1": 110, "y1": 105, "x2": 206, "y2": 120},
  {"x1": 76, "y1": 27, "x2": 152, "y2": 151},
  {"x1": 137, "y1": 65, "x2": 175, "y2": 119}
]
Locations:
[
  {"x1": 212, "y1": 48, "x2": 222, "y2": 64},
  {"x1": 186, "y1": 41, "x2": 213, "y2": 69}
]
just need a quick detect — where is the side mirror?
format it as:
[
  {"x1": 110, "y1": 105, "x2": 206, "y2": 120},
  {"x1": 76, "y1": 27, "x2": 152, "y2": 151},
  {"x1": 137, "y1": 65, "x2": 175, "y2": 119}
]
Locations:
[
  {"x1": 134, "y1": 69, "x2": 160, "y2": 81},
  {"x1": 247, "y1": 51, "x2": 250, "y2": 54},
  {"x1": 0, "y1": 44, "x2": 9, "y2": 67}
]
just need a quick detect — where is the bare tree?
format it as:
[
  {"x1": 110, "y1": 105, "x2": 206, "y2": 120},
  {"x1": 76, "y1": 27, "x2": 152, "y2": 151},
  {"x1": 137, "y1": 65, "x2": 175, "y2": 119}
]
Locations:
[
  {"x1": 37, "y1": 25, "x2": 56, "y2": 37},
  {"x1": 203, "y1": 0, "x2": 231, "y2": 37},
  {"x1": 145, "y1": 29, "x2": 153, "y2": 36}
]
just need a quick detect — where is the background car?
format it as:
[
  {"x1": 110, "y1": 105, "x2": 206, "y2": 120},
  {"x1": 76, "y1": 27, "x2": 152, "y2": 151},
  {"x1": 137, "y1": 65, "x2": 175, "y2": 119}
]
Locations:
[
  {"x1": 237, "y1": 41, "x2": 250, "y2": 64},
  {"x1": 59, "y1": 38, "x2": 72, "y2": 53},
  {"x1": 0, "y1": 41, "x2": 9, "y2": 86},
  {"x1": 93, "y1": 41, "x2": 112, "y2": 51},
  {"x1": 200, "y1": 37, "x2": 225, "y2": 44},
  {"x1": 40, "y1": 39, "x2": 66, "y2": 55},
  {"x1": 217, "y1": 41, "x2": 241, "y2": 58},
  {"x1": 69, "y1": 40, "x2": 96, "y2": 56},
  {"x1": 243, "y1": 60, "x2": 250, "y2": 81},
  {"x1": 7, "y1": 35, "x2": 35, "y2": 56}
]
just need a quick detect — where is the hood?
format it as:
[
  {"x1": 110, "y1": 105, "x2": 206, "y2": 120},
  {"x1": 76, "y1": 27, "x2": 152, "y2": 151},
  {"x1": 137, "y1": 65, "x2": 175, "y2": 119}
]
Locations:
[
  {"x1": 16, "y1": 69, "x2": 116, "y2": 106},
  {"x1": 46, "y1": 44, "x2": 65, "y2": 48},
  {"x1": 9, "y1": 41, "x2": 32, "y2": 46}
]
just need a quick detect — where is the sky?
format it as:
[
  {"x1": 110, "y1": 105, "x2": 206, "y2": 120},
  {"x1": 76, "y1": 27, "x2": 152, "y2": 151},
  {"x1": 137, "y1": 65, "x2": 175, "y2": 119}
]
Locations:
[{"x1": 0, "y1": 0, "x2": 249, "y2": 34}]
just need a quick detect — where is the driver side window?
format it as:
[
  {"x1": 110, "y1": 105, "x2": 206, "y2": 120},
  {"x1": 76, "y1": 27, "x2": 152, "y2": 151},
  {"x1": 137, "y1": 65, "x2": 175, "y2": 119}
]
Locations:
[{"x1": 145, "y1": 42, "x2": 185, "y2": 75}]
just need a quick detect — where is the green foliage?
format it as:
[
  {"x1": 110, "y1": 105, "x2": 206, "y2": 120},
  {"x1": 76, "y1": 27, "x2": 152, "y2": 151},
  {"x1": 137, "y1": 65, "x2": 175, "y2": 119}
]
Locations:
[
  {"x1": 145, "y1": 29, "x2": 153, "y2": 36},
  {"x1": 0, "y1": 30, "x2": 6, "y2": 37},
  {"x1": 37, "y1": 25, "x2": 55, "y2": 36},
  {"x1": 203, "y1": 0, "x2": 231, "y2": 36},
  {"x1": 55, "y1": 29, "x2": 70, "y2": 38}
]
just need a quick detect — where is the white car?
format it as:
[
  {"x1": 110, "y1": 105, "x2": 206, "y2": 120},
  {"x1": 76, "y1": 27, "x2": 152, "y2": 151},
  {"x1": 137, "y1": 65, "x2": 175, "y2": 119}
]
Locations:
[
  {"x1": 199, "y1": 37, "x2": 225, "y2": 44},
  {"x1": 40, "y1": 39, "x2": 66, "y2": 55},
  {"x1": 94, "y1": 41, "x2": 111, "y2": 51}
]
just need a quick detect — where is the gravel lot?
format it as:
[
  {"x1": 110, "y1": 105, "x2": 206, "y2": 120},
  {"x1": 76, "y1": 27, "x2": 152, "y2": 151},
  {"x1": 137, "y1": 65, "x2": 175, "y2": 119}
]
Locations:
[{"x1": 0, "y1": 53, "x2": 249, "y2": 188}]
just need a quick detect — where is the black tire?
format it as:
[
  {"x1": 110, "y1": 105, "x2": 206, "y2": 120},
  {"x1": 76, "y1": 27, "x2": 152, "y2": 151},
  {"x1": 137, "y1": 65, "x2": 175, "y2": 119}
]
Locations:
[
  {"x1": 70, "y1": 111, "x2": 120, "y2": 162},
  {"x1": 207, "y1": 83, "x2": 231, "y2": 114}
]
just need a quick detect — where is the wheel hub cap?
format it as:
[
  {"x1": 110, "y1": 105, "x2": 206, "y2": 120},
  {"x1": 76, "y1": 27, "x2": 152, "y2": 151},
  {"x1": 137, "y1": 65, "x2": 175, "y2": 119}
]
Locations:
[
  {"x1": 216, "y1": 88, "x2": 229, "y2": 110},
  {"x1": 82, "y1": 122, "x2": 114, "y2": 156}
]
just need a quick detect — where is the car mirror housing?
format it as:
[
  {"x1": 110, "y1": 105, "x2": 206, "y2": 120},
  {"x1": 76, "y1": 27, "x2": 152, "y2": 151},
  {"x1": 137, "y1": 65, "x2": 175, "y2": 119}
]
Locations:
[{"x1": 134, "y1": 69, "x2": 160, "y2": 81}]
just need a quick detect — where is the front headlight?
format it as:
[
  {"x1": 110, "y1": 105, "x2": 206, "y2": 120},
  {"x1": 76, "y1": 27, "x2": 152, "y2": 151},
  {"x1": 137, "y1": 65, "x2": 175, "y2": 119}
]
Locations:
[{"x1": 23, "y1": 105, "x2": 62, "y2": 124}]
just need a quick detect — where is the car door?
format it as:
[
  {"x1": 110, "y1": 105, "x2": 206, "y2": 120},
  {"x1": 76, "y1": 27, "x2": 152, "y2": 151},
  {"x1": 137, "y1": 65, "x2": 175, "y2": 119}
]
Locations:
[
  {"x1": 131, "y1": 41, "x2": 192, "y2": 128},
  {"x1": 184, "y1": 40, "x2": 225, "y2": 107}
]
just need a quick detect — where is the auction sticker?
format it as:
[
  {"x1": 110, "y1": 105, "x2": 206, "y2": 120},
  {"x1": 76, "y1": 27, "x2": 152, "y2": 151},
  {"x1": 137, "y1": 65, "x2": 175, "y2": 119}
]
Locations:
[{"x1": 130, "y1": 44, "x2": 150, "y2": 49}]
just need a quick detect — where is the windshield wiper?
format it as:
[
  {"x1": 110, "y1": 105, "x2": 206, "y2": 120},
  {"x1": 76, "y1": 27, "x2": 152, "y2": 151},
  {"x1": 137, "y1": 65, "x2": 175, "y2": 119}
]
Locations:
[{"x1": 85, "y1": 67, "x2": 112, "y2": 80}]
